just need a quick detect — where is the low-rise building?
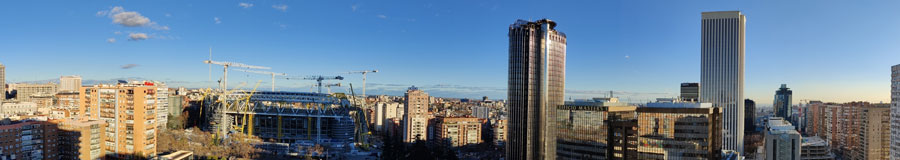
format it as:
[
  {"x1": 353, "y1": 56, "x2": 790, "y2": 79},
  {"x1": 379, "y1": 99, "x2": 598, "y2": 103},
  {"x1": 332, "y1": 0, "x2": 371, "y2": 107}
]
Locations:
[
  {"x1": 801, "y1": 136, "x2": 834, "y2": 160},
  {"x1": 636, "y1": 101, "x2": 722, "y2": 160},
  {"x1": 430, "y1": 117, "x2": 482, "y2": 147}
]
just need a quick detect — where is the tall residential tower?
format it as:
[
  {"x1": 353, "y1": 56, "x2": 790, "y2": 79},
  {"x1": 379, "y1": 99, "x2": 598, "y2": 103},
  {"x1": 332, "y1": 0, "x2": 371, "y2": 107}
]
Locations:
[
  {"x1": 890, "y1": 64, "x2": 900, "y2": 159},
  {"x1": 402, "y1": 86, "x2": 429, "y2": 142},
  {"x1": 507, "y1": 19, "x2": 566, "y2": 160},
  {"x1": 700, "y1": 11, "x2": 746, "y2": 153}
]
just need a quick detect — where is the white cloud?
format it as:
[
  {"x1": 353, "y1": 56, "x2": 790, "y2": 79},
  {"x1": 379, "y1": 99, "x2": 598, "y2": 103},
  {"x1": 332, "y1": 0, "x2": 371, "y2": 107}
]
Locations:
[
  {"x1": 272, "y1": 4, "x2": 288, "y2": 12},
  {"x1": 107, "y1": 38, "x2": 116, "y2": 43},
  {"x1": 99, "y1": 6, "x2": 169, "y2": 30},
  {"x1": 351, "y1": 4, "x2": 359, "y2": 12},
  {"x1": 128, "y1": 33, "x2": 149, "y2": 41},
  {"x1": 239, "y1": 3, "x2": 254, "y2": 8},
  {"x1": 214, "y1": 17, "x2": 221, "y2": 24},
  {"x1": 165, "y1": 13, "x2": 172, "y2": 17},
  {"x1": 624, "y1": 55, "x2": 630, "y2": 59},
  {"x1": 113, "y1": 31, "x2": 122, "y2": 35},
  {"x1": 376, "y1": 14, "x2": 387, "y2": 19}
]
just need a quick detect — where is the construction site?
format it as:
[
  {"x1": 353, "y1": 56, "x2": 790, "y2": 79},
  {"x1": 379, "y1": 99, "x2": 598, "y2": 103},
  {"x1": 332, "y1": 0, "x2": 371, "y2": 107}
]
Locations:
[{"x1": 197, "y1": 53, "x2": 375, "y2": 158}]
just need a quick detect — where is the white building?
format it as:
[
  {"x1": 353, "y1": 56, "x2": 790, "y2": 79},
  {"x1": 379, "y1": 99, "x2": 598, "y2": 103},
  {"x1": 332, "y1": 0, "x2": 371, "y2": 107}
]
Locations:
[
  {"x1": 0, "y1": 101, "x2": 38, "y2": 115},
  {"x1": 700, "y1": 11, "x2": 746, "y2": 153},
  {"x1": 59, "y1": 75, "x2": 82, "y2": 92},
  {"x1": 765, "y1": 117, "x2": 801, "y2": 160},
  {"x1": 472, "y1": 106, "x2": 491, "y2": 119}
]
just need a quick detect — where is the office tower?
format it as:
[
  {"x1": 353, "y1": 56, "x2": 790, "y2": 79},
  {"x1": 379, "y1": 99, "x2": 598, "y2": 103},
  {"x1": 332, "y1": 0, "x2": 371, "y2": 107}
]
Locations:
[
  {"x1": 700, "y1": 11, "x2": 746, "y2": 153},
  {"x1": 745, "y1": 99, "x2": 756, "y2": 133},
  {"x1": 852, "y1": 104, "x2": 891, "y2": 159},
  {"x1": 0, "y1": 62, "x2": 4, "y2": 102},
  {"x1": 764, "y1": 117, "x2": 801, "y2": 160},
  {"x1": 680, "y1": 83, "x2": 700, "y2": 102},
  {"x1": 15, "y1": 83, "x2": 57, "y2": 102},
  {"x1": 637, "y1": 102, "x2": 722, "y2": 160},
  {"x1": 54, "y1": 119, "x2": 107, "y2": 160},
  {"x1": 800, "y1": 136, "x2": 835, "y2": 159},
  {"x1": 403, "y1": 86, "x2": 429, "y2": 142},
  {"x1": 430, "y1": 117, "x2": 483, "y2": 147},
  {"x1": 59, "y1": 75, "x2": 82, "y2": 92},
  {"x1": 891, "y1": 64, "x2": 900, "y2": 160},
  {"x1": 774, "y1": 84, "x2": 793, "y2": 119},
  {"x1": 555, "y1": 98, "x2": 635, "y2": 159},
  {"x1": 79, "y1": 82, "x2": 158, "y2": 158},
  {"x1": 0, "y1": 121, "x2": 59, "y2": 160},
  {"x1": 507, "y1": 18, "x2": 566, "y2": 160}
]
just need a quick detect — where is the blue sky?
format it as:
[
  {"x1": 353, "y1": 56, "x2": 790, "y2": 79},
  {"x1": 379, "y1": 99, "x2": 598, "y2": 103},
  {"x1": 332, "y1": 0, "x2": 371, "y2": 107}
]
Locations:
[{"x1": 1, "y1": 0, "x2": 898, "y2": 105}]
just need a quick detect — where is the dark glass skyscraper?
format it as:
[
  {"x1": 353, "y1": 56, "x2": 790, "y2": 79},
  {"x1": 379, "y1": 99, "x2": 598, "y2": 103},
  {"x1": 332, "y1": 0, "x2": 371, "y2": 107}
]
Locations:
[
  {"x1": 507, "y1": 19, "x2": 566, "y2": 160},
  {"x1": 745, "y1": 99, "x2": 756, "y2": 134},
  {"x1": 700, "y1": 11, "x2": 746, "y2": 153},
  {"x1": 774, "y1": 84, "x2": 792, "y2": 119}
]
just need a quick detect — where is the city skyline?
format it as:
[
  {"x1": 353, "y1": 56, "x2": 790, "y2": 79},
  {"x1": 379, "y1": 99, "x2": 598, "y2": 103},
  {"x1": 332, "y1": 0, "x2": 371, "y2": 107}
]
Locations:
[{"x1": 2, "y1": 1, "x2": 899, "y2": 104}]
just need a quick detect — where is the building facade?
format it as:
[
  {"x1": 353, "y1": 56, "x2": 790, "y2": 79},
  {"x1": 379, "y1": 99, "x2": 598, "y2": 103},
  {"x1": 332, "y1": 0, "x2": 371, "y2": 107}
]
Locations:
[
  {"x1": 430, "y1": 117, "x2": 482, "y2": 147},
  {"x1": 507, "y1": 18, "x2": 566, "y2": 160},
  {"x1": 891, "y1": 64, "x2": 900, "y2": 160},
  {"x1": 636, "y1": 102, "x2": 722, "y2": 160},
  {"x1": 800, "y1": 136, "x2": 835, "y2": 160},
  {"x1": 55, "y1": 119, "x2": 107, "y2": 160},
  {"x1": 775, "y1": 84, "x2": 793, "y2": 120},
  {"x1": 59, "y1": 75, "x2": 82, "y2": 92},
  {"x1": 0, "y1": 120, "x2": 59, "y2": 160},
  {"x1": 764, "y1": 117, "x2": 801, "y2": 160},
  {"x1": 79, "y1": 83, "x2": 158, "y2": 158},
  {"x1": 15, "y1": 83, "x2": 58, "y2": 102},
  {"x1": 403, "y1": 86, "x2": 429, "y2": 142},
  {"x1": 680, "y1": 83, "x2": 700, "y2": 102},
  {"x1": 0, "y1": 63, "x2": 4, "y2": 102},
  {"x1": 851, "y1": 104, "x2": 890, "y2": 160},
  {"x1": 700, "y1": 11, "x2": 746, "y2": 153},
  {"x1": 555, "y1": 102, "x2": 635, "y2": 160},
  {"x1": 745, "y1": 99, "x2": 756, "y2": 133}
]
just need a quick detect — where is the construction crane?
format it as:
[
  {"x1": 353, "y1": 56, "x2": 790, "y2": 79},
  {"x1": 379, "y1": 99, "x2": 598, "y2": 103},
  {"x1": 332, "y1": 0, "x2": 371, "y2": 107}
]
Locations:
[
  {"x1": 323, "y1": 83, "x2": 341, "y2": 94},
  {"x1": 283, "y1": 75, "x2": 344, "y2": 94},
  {"x1": 234, "y1": 69, "x2": 286, "y2": 92},
  {"x1": 345, "y1": 70, "x2": 377, "y2": 97},
  {"x1": 203, "y1": 59, "x2": 270, "y2": 91}
]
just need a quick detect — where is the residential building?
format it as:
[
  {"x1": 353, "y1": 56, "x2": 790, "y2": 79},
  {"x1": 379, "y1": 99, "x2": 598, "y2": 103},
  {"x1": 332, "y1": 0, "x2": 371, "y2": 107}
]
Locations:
[
  {"x1": 636, "y1": 102, "x2": 722, "y2": 160},
  {"x1": 765, "y1": 117, "x2": 801, "y2": 160},
  {"x1": 55, "y1": 92, "x2": 81, "y2": 118},
  {"x1": 0, "y1": 120, "x2": 59, "y2": 160},
  {"x1": 891, "y1": 64, "x2": 900, "y2": 160},
  {"x1": 156, "y1": 82, "x2": 169, "y2": 130},
  {"x1": 555, "y1": 98, "x2": 635, "y2": 160},
  {"x1": 746, "y1": 99, "x2": 757, "y2": 133},
  {"x1": 473, "y1": 106, "x2": 491, "y2": 119},
  {"x1": 700, "y1": 11, "x2": 746, "y2": 153},
  {"x1": 851, "y1": 104, "x2": 890, "y2": 160},
  {"x1": 15, "y1": 83, "x2": 57, "y2": 102},
  {"x1": 403, "y1": 86, "x2": 429, "y2": 142},
  {"x1": 55, "y1": 119, "x2": 107, "y2": 160},
  {"x1": 0, "y1": 101, "x2": 37, "y2": 115},
  {"x1": 492, "y1": 119, "x2": 506, "y2": 145},
  {"x1": 775, "y1": 84, "x2": 793, "y2": 120},
  {"x1": 507, "y1": 18, "x2": 566, "y2": 160},
  {"x1": 79, "y1": 82, "x2": 159, "y2": 158},
  {"x1": 679, "y1": 83, "x2": 700, "y2": 102},
  {"x1": 800, "y1": 136, "x2": 835, "y2": 160},
  {"x1": 430, "y1": 117, "x2": 482, "y2": 147},
  {"x1": 59, "y1": 75, "x2": 82, "y2": 92}
]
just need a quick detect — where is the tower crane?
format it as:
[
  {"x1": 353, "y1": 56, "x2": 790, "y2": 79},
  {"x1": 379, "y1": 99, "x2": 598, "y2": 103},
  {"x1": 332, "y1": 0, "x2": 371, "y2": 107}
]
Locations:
[
  {"x1": 234, "y1": 69, "x2": 286, "y2": 92},
  {"x1": 283, "y1": 75, "x2": 344, "y2": 94},
  {"x1": 203, "y1": 59, "x2": 270, "y2": 91},
  {"x1": 345, "y1": 70, "x2": 377, "y2": 97},
  {"x1": 323, "y1": 83, "x2": 341, "y2": 94}
]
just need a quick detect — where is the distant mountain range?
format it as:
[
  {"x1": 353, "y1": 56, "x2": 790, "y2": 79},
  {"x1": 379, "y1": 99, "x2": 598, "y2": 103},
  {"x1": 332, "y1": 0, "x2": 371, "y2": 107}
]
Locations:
[{"x1": 11, "y1": 77, "x2": 150, "y2": 85}]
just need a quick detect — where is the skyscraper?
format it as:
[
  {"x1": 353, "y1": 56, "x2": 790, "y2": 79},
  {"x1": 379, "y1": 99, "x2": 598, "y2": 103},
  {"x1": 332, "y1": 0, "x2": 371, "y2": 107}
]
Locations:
[
  {"x1": 700, "y1": 11, "x2": 745, "y2": 153},
  {"x1": 891, "y1": 64, "x2": 900, "y2": 160},
  {"x1": 774, "y1": 84, "x2": 792, "y2": 119},
  {"x1": 507, "y1": 19, "x2": 566, "y2": 160},
  {"x1": 403, "y1": 86, "x2": 429, "y2": 142},
  {"x1": 745, "y1": 99, "x2": 756, "y2": 133},
  {"x1": 59, "y1": 75, "x2": 82, "y2": 92}
]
